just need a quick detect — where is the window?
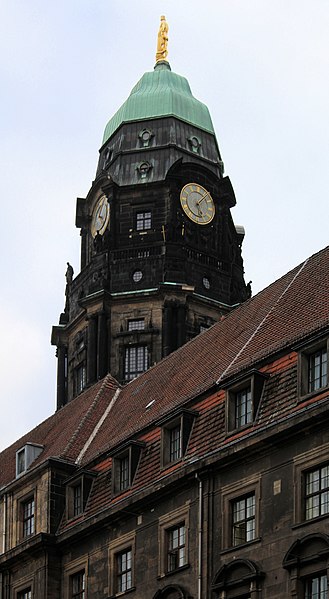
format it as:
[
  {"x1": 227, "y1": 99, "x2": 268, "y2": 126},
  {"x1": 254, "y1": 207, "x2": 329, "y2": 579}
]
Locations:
[
  {"x1": 308, "y1": 347, "x2": 327, "y2": 393},
  {"x1": 66, "y1": 473, "x2": 95, "y2": 520},
  {"x1": 158, "y1": 505, "x2": 190, "y2": 577},
  {"x1": 116, "y1": 548, "x2": 133, "y2": 593},
  {"x1": 73, "y1": 483, "x2": 82, "y2": 517},
  {"x1": 298, "y1": 337, "x2": 329, "y2": 397},
  {"x1": 71, "y1": 570, "x2": 85, "y2": 599},
  {"x1": 124, "y1": 345, "x2": 148, "y2": 381},
  {"x1": 305, "y1": 574, "x2": 328, "y2": 599},
  {"x1": 161, "y1": 410, "x2": 196, "y2": 467},
  {"x1": 232, "y1": 493, "x2": 256, "y2": 546},
  {"x1": 167, "y1": 524, "x2": 186, "y2": 572},
  {"x1": 109, "y1": 533, "x2": 135, "y2": 596},
  {"x1": 119, "y1": 454, "x2": 130, "y2": 491},
  {"x1": 128, "y1": 319, "x2": 145, "y2": 331},
  {"x1": 136, "y1": 211, "x2": 151, "y2": 231},
  {"x1": 169, "y1": 425, "x2": 181, "y2": 462},
  {"x1": 17, "y1": 590, "x2": 31, "y2": 599},
  {"x1": 225, "y1": 370, "x2": 267, "y2": 433},
  {"x1": 305, "y1": 464, "x2": 329, "y2": 520},
  {"x1": 221, "y1": 477, "x2": 260, "y2": 550},
  {"x1": 132, "y1": 270, "x2": 143, "y2": 283},
  {"x1": 22, "y1": 496, "x2": 35, "y2": 537},
  {"x1": 112, "y1": 442, "x2": 144, "y2": 495},
  {"x1": 235, "y1": 387, "x2": 252, "y2": 429},
  {"x1": 212, "y1": 559, "x2": 263, "y2": 599},
  {"x1": 284, "y1": 534, "x2": 329, "y2": 598},
  {"x1": 16, "y1": 443, "x2": 43, "y2": 477},
  {"x1": 76, "y1": 364, "x2": 86, "y2": 394}
]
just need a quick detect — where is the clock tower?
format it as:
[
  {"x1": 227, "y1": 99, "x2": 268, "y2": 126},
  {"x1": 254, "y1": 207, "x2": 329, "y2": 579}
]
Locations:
[{"x1": 51, "y1": 18, "x2": 249, "y2": 407}]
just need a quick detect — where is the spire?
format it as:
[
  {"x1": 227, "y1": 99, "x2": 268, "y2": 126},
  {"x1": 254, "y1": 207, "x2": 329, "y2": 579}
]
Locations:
[{"x1": 156, "y1": 15, "x2": 169, "y2": 63}]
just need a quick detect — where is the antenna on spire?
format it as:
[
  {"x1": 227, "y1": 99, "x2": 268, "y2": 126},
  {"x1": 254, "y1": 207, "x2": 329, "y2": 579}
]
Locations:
[{"x1": 156, "y1": 15, "x2": 169, "y2": 63}]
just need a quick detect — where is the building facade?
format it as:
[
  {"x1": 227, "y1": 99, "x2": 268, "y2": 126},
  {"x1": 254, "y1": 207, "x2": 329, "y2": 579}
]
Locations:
[{"x1": 1, "y1": 21, "x2": 329, "y2": 599}]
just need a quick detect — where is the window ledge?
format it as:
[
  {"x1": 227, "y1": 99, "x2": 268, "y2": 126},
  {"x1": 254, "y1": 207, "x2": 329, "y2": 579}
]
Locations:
[
  {"x1": 157, "y1": 563, "x2": 190, "y2": 580},
  {"x1": 298, "y1": 385, "x2": 329, "y2": 403},
  {"x1": 292, "y1": 513, "x2": 329, "y2": 530},
  {"x1": 220, "y1": 537, "x2": 261, "y2": 556},
  {"x1": 107, "y1": 587, "x2": 136, "y2": 599}
]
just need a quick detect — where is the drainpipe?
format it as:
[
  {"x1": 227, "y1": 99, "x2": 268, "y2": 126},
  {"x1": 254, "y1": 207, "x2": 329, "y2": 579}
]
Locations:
[
  {"x1": 195, "y1": 474, "x2": 203, "y2": 599},
  {"x1": 2, "y1": 494, "x2": 7, "y2": 554}
]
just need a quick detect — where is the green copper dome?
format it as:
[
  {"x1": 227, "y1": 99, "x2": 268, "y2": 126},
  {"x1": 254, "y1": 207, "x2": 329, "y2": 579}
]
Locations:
[{"x1": 102, "y1": 62, "x2": 215, "y2": 145}]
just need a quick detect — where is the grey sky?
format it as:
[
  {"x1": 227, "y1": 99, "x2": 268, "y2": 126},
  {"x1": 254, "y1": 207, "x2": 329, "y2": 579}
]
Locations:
[{"x1": 1, "y1": 0, "x2": 328, "y2": 450}]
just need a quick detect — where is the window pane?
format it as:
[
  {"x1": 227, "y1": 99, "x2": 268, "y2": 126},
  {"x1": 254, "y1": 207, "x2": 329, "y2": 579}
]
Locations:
[
  {"x1": 169, "y1": 425, "x2": 181, "y2": 461},
  {"x1": 124, "y1": 346, "x2": 148, "y2": 381},
  {"x1": 235, "y1": 387, "x2": 252, "y2": 428},
  {"x1": 305, "y1": 464, "x2": 329, "y2": 520},
  {"x1": 305, "y1": 574, "x2": 328, "y2": 599},
  {"x1": 117, "y1": 549, "x2": 132, "y2": 592},
  {"x1": 308, "y1": 348, "x2": 327, "y2": 392},
  {"x1": 232, "y1": 494, "x2": 255, "y2": 546},
  {"x1": 71, "y1": 570, "x2": 85, "y2": 599},
  {"x1": 167, "y1": 524, "x2": 186, "y2": 572}
]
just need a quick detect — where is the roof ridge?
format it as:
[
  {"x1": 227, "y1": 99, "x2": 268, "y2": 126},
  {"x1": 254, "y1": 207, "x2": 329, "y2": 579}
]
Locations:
[
  {"x1": 76, "y1": 387, "x2": 121, "y2": 465},
  {"x1": 61, "y1": 374, "x2": 119, "y2": 460},
  {"x1": 216, "y1": 256, "x2": 310, "y2": 384}
]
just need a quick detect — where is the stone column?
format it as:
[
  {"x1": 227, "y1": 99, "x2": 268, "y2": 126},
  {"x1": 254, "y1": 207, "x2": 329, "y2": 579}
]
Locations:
[
  {"x1": 87, "y1": 315, "x2": 97, "y2": 385},
  {"x1": 56, "y1": 344, "x2": 67, "y2": 410},
  {"x1": 97, "y1": 311, "x2": 108, "y2": 380}
]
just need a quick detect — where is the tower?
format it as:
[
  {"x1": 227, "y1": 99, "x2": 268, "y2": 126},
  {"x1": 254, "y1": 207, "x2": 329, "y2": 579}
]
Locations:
[{"x1": 51, "y1": 19, "x2": 248, "y2": 407}]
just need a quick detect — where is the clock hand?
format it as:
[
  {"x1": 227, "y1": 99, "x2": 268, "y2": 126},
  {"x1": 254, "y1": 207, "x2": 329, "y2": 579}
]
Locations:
[{"x1": 196, "y1": 191, "x2": 210, "y2": 206}]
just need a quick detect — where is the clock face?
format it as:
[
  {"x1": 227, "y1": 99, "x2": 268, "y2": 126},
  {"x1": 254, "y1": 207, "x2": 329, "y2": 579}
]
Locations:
[
  {"x1": 91, "y1": 196, "x2": 110, "y2": 237},
  {"x1": 180, "y1": 183, "x2": 215, "y2": 225}
]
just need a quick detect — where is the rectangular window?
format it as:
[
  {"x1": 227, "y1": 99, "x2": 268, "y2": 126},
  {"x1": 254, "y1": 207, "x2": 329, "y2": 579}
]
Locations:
[
  {"x1": 22, "y1": 497, "x2": 35, "y2": 537},
  {"x1": 128, "y1": 319, "x2": 145, "y2": 331},
  {"x1": 167, "y1": 524, "x2": 186, "y2": 572},
  {"x1": 18, "y1": 590, "x2": 32, "y2": 599},
  {"x1": 308, "y1": 348, "x2": 328, "y2": 393},
  {"x1": 235, "y1": 387, "x2": 252, "y2": 428},
  {"x1": 73, "y1": 483, "x2": 82, "y2": 517},
  {"x1": 124, "y1": 345, "x2": 148, "y2": 381},
  {"x1": 116, "y1": 549, "x2": 132, "y2": 593},
  {"x1": 169, "y1": 425, "x2": 181, "y2": 462},
  {"x1": 305, "y1": 574, "x2": 328, "y2": 598},
  {"x1": 232, "y1": 493, "x2": 255, "y2": 546},
  {"x1": 71, "y1": 570, "x2": 85, "y2": 599},
  {"x1": 76, "y1": 364, "x2": 86, "y2": 394},
  {"x1": 305, "y1": 464, "x2": 329, "y2": 520},
  {"x1": 119, "y1": 454, "x2": 130, "y2": 491},
  {"x1": 136, "y1": 211, "x2": 151, "y2": 231}
]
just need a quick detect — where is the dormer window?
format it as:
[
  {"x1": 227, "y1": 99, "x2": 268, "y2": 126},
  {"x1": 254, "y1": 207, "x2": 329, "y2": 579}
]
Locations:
[
  {"x1": 138, "y1": 128, "x2": 154, "y2": 147},
  {"x1": 225, "y1": 370, "x2": 268, "y2": 434},
  {"x1": 298, "y1": 336, "x2": 329, "y2": 398},
  {"x1": 112, "y1": 442, "x2": 144, "y2": 495},
  {"x1": 161, "y1": 409, "x2": 197, "y2": 467},
  {"x1": 66, "y1": 471, "x2": 95, "y2": 520},
  {"x1": 16, "y1": 443, "x2": 43, "y2": 478}
]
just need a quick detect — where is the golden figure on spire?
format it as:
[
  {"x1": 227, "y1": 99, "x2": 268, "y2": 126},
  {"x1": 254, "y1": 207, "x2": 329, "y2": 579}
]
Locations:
[{"x1": 156, "y1": 15, "x2": 169, "y2": 62}]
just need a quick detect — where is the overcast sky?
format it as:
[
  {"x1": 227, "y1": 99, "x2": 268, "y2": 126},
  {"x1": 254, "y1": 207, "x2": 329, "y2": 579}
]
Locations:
[{"x1": 1, "y1": 0, "x2": 328, "y2": 450}]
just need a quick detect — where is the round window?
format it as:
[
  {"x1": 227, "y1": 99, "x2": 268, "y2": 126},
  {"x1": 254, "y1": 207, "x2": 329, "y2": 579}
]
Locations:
[
  {"x1": 203, "y1": 277, "x2": 210, "y2": 290},
  {"x1": 133, "y1": 270, "x2": 143, "y2": 283}
]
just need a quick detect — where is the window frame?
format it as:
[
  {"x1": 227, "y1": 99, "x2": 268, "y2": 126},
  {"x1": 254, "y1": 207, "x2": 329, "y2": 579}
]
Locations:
[
  {"x1": 221, "y1": 477, "x2": 261, "y2": 551},
  {"x1": 111, "y1": 442, "x2": 144, "y2": 496},
  {"x1": 124, "y1": 344, "x2": 148, "y2": 381},
  {"x1": 293, "y1": 443, "x2": 329, "y2": 525},
  {"x1": 297, "y1": 336, "x2": 329, "y2": 399},
  {"x1": 65, "y1": 472, "x2": 95, "y2": 521},
  {"x1": 158, "y1": 504, "x2": 190, "y2": 578},
  {"x1": 21, "y1": 495, "x2": 35, "y2": 539},
  {"x1": 108, "y1": 532, "x2": 136, "y2": 596},
  {"x1": 70, "y1": 569, "x2": 86, "y2": 599},
  {"x1": 225, "y1": 370, "x2": 267, "y2": 434},
  {"x1": 304, "y1": 573, "x2": 328, "y2": 599},
  {"x1": 63, "y1": 558, "x2": 88, "y2": 599},
  {"x1": 160, "y1": 410, "x2": 197, "y2": 468},
  {"x1": 135, "y1": 210, "x2": 152, "y2": 232},
  {"x1": 116, "y1": 547, "x2": 133, "y2": 593},
  {"x1": 231, "y1": 492, "x2": 256, "y2": 547}
]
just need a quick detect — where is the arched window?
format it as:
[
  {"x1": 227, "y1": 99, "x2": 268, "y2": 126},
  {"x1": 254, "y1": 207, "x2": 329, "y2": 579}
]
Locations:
[
  {"x1": 153, "y1": 584, "x2": 187, "y2": 599},
  {"x1": 283, "y1": 533, "x2": 329, "y2": 598},
  {"x1": 212, "y1": 558, "x2": 264, "y2": 598}
]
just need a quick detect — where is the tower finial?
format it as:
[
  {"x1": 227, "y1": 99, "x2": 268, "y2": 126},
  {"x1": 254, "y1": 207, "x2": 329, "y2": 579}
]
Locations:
[{"x1": 156, "y1": 15, "x2": 169, "y2": 63}]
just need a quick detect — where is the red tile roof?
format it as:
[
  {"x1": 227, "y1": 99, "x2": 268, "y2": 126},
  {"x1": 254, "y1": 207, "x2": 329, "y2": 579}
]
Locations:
[{"x1": 1, "y1": 246, "x2": 329, "y2": 492}]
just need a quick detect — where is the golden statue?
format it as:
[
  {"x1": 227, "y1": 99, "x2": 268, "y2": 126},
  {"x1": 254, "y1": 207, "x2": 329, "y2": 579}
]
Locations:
[{"x1": 156, "y1": 15, "x2": 169, "y2": 62}]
